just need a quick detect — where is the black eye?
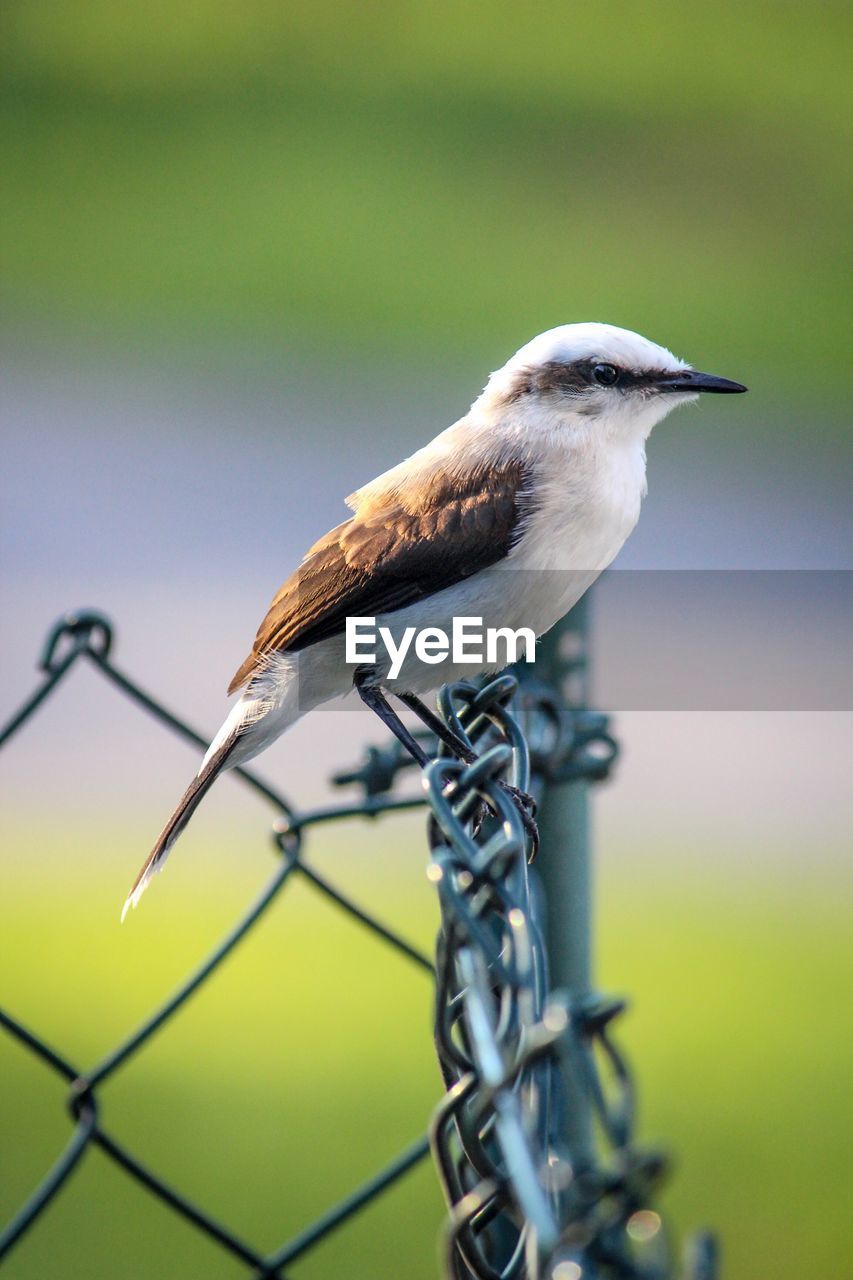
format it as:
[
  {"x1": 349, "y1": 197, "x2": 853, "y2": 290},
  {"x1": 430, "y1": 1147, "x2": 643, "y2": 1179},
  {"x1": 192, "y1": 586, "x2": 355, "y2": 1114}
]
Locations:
[{"x1": 592, "y1": 362, "x2": 619, "y2": 386}]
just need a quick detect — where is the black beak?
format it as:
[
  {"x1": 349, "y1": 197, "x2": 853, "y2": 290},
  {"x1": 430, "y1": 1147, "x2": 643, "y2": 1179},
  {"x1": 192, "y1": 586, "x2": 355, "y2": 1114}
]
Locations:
[{"x1": 658, "y1": 370, "x2": 748, "y2": 394}]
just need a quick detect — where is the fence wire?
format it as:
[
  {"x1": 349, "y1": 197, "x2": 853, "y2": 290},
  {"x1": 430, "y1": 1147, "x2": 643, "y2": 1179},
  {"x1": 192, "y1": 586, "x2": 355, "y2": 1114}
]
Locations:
[{"x1": 0, "y1": 609, "x2": 714, "y2": 1279}]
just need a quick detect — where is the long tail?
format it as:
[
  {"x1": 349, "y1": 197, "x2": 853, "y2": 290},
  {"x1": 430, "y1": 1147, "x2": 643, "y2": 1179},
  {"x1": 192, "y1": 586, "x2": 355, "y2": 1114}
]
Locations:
[{"x1": 121, "y1": 734, "x2": 240, "y2": 922}]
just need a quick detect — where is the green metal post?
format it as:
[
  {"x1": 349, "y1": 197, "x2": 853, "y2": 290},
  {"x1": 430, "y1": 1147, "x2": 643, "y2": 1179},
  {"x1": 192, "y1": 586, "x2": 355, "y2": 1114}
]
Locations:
[{"x1": 535, "y1": 593, "x2": 596, "y2": 1168}]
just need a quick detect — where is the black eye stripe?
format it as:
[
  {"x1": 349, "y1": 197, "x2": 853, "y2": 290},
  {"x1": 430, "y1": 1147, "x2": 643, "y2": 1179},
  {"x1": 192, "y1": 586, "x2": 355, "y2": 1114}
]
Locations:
[
  {"x1": 621, "y1": 370, "x2": 664, "y2": 389},
  {"x1": 588, "y1": 364, "x2": 676, "y2": 391},
  {"x1": 507, "y1": 360, "x2": 675, "y2": 401}
]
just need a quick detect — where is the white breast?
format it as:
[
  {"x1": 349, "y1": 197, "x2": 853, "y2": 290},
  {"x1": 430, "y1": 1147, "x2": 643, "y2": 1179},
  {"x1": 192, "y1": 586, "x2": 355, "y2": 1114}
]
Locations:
[
  {"x1": 509, "y1": 433, "x2": 646, "y2": 571},
  {"x1": 369, "y1": 433, "x2": 648, "y2": 691}
]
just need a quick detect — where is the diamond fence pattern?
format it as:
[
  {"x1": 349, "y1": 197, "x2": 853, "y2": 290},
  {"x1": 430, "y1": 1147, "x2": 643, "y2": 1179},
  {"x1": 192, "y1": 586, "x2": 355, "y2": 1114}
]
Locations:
[{"x1": 0, "y1": 609, "x2": 715, "y2": 1279}]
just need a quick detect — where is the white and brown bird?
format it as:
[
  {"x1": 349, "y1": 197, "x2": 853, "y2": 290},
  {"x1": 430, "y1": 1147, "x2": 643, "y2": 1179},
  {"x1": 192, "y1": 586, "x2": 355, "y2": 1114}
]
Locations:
[{"x1": 123, "y1": 322, "x2": 746, "y2": 918}]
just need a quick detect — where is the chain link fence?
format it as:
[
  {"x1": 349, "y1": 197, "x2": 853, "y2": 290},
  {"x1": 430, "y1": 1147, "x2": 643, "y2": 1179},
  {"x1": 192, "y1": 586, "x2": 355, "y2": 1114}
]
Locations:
[{"x1": 1, "y1": 608, "x2": 715, "y2": 1278}]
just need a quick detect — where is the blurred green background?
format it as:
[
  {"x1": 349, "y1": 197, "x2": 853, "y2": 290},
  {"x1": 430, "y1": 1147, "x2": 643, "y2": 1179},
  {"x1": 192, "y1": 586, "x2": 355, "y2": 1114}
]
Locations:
[
  {"x1": 1, "y1": 4, "x2": 851, "y2": 1279},
  {"x1": 2, "y1": 1, "x2": 851, "y2": 401}
]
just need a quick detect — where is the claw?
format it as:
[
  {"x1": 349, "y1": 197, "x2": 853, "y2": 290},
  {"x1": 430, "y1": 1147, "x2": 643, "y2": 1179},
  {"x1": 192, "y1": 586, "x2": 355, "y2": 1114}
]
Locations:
[{"x1": 498, "y1": 782, "x2": 540, "y2": 861}]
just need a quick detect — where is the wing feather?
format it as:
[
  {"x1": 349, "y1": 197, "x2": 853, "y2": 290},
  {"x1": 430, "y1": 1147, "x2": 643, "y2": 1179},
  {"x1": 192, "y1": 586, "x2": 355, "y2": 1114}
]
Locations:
[{"x1": 227, "y1": 460, "x2": 532, "y2": 694}]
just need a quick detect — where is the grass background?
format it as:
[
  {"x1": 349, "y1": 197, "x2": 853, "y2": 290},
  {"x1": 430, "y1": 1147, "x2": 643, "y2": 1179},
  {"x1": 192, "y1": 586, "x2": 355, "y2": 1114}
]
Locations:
[
  {"x1": 2, "y1": 823, "x2": 849, "y2": 1279},
  {"x1": 2, "y1": 2, "x2": 851, "y2": 410}
]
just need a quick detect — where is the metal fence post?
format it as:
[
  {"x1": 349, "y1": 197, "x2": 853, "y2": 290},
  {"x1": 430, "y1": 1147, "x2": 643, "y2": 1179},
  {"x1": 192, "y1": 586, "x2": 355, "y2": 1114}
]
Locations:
[{"x1": 534, "y1": 593, "x2": 596, "y2": 1169}]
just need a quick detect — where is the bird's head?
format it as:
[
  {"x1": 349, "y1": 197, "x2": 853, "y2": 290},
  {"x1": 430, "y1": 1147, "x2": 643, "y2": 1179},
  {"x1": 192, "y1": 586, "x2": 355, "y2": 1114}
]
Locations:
[{"x1": 477, "y1": 322, "x2": 747, "y2": 441}]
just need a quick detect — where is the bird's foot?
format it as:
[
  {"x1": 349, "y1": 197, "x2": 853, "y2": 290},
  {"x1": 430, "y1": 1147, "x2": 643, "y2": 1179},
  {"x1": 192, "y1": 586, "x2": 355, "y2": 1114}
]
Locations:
[{"x1": 498, "y1": 782, "x2": 539, "y2": 861}]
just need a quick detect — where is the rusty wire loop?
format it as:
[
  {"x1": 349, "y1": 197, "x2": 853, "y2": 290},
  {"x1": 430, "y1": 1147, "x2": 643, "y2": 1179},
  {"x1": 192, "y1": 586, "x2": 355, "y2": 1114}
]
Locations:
[{"x1": 1, "y1": 609, "x2": 709, "y2": 1278}]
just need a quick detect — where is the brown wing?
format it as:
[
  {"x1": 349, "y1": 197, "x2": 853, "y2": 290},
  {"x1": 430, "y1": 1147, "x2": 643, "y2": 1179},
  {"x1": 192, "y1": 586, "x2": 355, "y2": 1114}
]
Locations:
[{"x1": 227, "y1": 459, "x2": 532, "y2": 694}]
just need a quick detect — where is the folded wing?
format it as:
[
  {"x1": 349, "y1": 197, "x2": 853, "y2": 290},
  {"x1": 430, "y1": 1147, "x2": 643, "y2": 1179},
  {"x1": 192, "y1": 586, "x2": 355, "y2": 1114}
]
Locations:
[{"x1": 228, "y1": 459, "x2": 533, "y2": 694}]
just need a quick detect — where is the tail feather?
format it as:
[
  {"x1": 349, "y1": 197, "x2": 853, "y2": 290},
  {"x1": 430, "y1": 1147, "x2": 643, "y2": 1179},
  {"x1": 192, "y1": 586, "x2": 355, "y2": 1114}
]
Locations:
[{"x1": 121, "y1": 735, "x2": 238, "y2": 922}]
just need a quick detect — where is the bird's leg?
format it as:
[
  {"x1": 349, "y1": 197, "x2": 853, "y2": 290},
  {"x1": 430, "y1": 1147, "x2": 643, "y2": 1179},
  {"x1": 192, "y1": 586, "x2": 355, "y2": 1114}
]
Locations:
[
  {"x1": 395, "y1": 692, "x2": 478, "y2": 764},
  {"x1": 353, "y1": 671, "x2": 430, "y2": 767},
  {"x1": 355, "y1": 675, "x2": 538, "y2": 857},
  {"x1": 397, "y1": 692, "x2": 539, "y2": 859}
]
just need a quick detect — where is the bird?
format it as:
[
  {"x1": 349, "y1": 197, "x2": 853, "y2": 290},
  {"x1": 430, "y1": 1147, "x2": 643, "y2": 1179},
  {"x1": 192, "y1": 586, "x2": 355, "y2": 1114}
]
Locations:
[{"x1": 122, "y1": 322, "x2": 746, "y2": 919}]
